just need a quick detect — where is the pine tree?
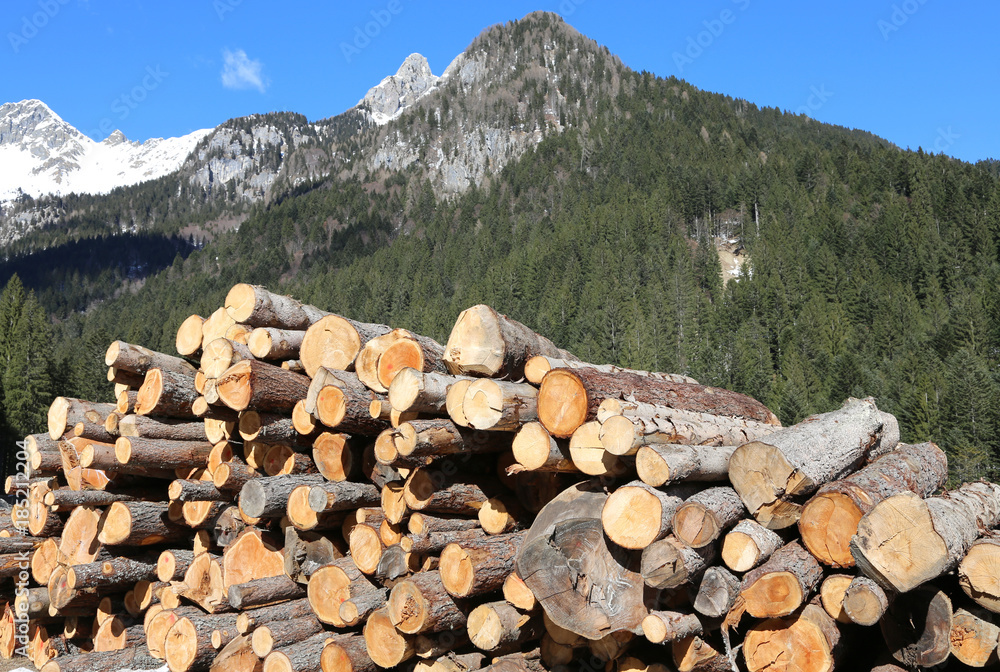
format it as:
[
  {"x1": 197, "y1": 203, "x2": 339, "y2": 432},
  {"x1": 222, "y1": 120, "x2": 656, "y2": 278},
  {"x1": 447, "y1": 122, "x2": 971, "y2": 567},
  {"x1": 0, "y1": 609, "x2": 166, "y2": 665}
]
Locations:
[{"x1": 2, "y1": 291, "x2": 53, "y2": 438}]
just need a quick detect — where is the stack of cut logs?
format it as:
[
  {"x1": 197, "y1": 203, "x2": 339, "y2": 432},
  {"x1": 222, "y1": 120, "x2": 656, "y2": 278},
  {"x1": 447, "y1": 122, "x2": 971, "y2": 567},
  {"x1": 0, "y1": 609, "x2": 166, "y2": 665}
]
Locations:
[{"x1": 2, "y1": 283, "x2": 998, "y2": 672}]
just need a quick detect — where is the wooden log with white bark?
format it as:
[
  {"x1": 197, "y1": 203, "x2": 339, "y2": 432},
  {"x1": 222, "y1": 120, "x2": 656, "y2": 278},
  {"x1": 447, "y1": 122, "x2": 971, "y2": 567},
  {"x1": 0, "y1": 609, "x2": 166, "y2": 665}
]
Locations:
[
  {"x1": 225, "y1": 284, "x2": 328, "y2": 330},
  {"x1": 105, "y1": 340, "x2": 196, "y2": 377}
]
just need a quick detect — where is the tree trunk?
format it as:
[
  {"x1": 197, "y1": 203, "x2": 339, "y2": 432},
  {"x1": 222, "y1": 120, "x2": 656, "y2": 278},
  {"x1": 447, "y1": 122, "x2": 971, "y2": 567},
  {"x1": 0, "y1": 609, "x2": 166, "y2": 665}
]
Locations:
[
  {"x1": 852, "y1": 482, "x2": 1000, "y2": 593},
  {"x1": 740, "y1": 541, "x2": 823, "y2": 619},
  {"x1": 98, "y1": 501, "x2": 187, "y2": 546},
  {"x1": 376, "y1": 419, "x2": 510, "y2": 468},
  {"x1": 461, "y1": 379, "x2": 538, "y2": 431},
  {"x1": 444, "y1": 304, "x2": 577, "y2": 379},
  {"x1": 517, "y1": 481, "x2": 647, "y2": 640},
  {"x1": 339, "y1": 586, "x2": 388, "y2": 626},
  {"x1": 959, "y1": 536, "x2": 1000, "y2": 613},
  {"x1": 300, "y1": 314, "x2": 392, "y2": 376},
  {"x1": 320, "y1": 633, "x2": 375, "y2": 672},
  {"x1": 524, "y1": 355, "x2": 698, "y2": 386},
  {"x1": 72, "y1": 417, "x2": 116, "y2": 444},
  {"x1": 105, "y1": 340, "x2": 196, "y2": 377},
  {"x1": 387, "y1": 569, "x2": 470, "y2": 634},
  {"x1": 641, "y1": 611, "x2": 703, "y2": 645},
  {"x1": 641, "y1": 535, "x2": 716, "y2": 590},
  {"x1": 880, "y1": 587, "x2": 952, "y2": 669},
  {"x1": 363, "y1": 607, "x2": 416, "y2": 668},
  {"x1": 307, "y1": 557, "x2": 377, "y2": 627},
  {"x1": 439, "y1": 532, "x2": 524, "y2": 598},
  {"x1": 224, "y1": 284, "x2": 328, "y2": 329},
  {"x1": 239, "y1": 411, "x2": 298, "y2": 443},
  {"x1": 842, "y1": 575, "x2": 890, "y2": 627},
  {"x1": 235, "y1": 597, "x2": 314, "y2": 633},
  {"x1": 818, "y1": 573, "x2": 854, "y2": 625},
  {"x1": 217, "y1": 359, "x2": 310, "y2": 413},
  {"x1": 511, "y1": 422, "x2": 576, "y2": 472},
  {"x1": 403, "y1": 467, "x2": 499, "y2": 515},
  {"x1": 308, "y1": 480, "x2": 381, "y2": 513},
  {"x1": 248, "y1": 327, "x2": 306, "y2": 360},
  {"x1": 135, "y1": 368, "x2": 200, "y2": 418},
  {"x1": 170, "y1": 479, "x2": 226, "y2": 503},
  {"x1": 262, "y1": 631, "x2": 329, "y2": 672},
  {"x1": 538, "y1": 367, "x2": 779, "y2": 439},
  {"x1": 176, "y1": 315, "x2": 205, "y2": 357},
  {"x1": 467, "y1": 600, "x2": 541, "y2": 652},
  {"x1": 239, "y1": 474, "x2": 324, "y2": 519},
  {"x1": 728, "y1": 397, "x2": 888, "y2": 529},
  {"x1": 118, "y1": 414, "x2": 208, "y2": 441},
  {"x1": 227, "y1": 575, "x2": 306, "y2": 610},
  {"x1": 165, "y1": 612, "x2": 239, "y2": 672},
  {"x1": 67, "y1": 556, "x2": 157, "y2": 592},
  {"x1": 636, "y1": 444, "x2": 737, "y2": 487},
  {"x1": 671, "y1": 486, "x2": 745, "y2": 549},
  {"x1": 799, "y1": 441, "x2": 947, "y2": 567},
  {"x1": 693, "y1": 567, "x2": 741, "y2": 619}
]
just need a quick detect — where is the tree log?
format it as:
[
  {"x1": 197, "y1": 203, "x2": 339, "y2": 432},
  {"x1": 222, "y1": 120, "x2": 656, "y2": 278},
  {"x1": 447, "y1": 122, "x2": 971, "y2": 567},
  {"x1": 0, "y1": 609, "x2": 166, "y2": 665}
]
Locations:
[
  {"x1": 403, "y1": 467, "x2": 499, "y2": 516},
  {"x1": 959, "y1": 536, "x2": 1000, "y2": 613},
  {"x1": 721, "y1": 519, "x2": 784, "y2": 572},
  {"x1": 740, "y1": 541, "x2": 823, "y2": 619},
  {"x1": 340, "y1": 587, "x2": 388, "y2": 626},
  {"x1": 217, "y1": 359, "x2": 310, "y2": 413},
  {"x1": 106, "y1": 340, "x2": 195, "y2": 377},
  {"x1": 799, "y1": 441, "x2": 947, "y2": 567},
  {"x1": 283, "y1": 526, "x2": 343, "y2": 583},
  {"x1": 743, "y1": 602, "x2": 841, "y2": 672},
  {"x1": 307, "y1": 557, "x2": 377, "y2": 627},
  {"x1": 538, "y1": 367, "x2": 778, "y2": 439},
  {"x1": 511, "y1": 422, "x2": 576, "y2": 472},
  {"x1": 311, "y1": 372, "x2": 389, "y2": 435},
  {"x1": 388, "y1": 368, "x2": 474, "y2": 415},
  {"x1": 225, "y1": 284, "x2": 328, "y2": 329},
  {"x1": 601, "y1": 481, "x2": 698, "y2": 550},
  {"x1": 235, "y1": 597, "x2": 313, "y2": 633},
  {"x1": 672, "y1": 486, "x2": 745, "y2": 549},
  {"x1": 461, "y1": 379, "x2": 537, "y2": 431},
  {"x1": 312, "y1": 432, "x2": 359, "y2": 482},
  {"x1": 517, "y1": 481, "x2": 646, "y2": 640},
  {"x1": 641, "y1": 611, "x2": 703, "y2": 645},
  {"x1": 502, "y1": 570, "x2": 537, "y2": 612},
  {"x1": 67, "y1": 556, "x2": 157, "y2": 592},
  {"x1": 222, "y1": 530, "x2": 285, "y2": 590},
  {"x1": 116, "y1": 436, "x2": 213, "y2": 470},
  {"x1": 568, "y1": 420, "x2": 626, "y2": 477},
  {"x1": 39, "y1": 647, "x2": 163, "y2": 672},
  {"x1": 728, "y1": 397, "x2": 887, "y2": 529},
  {"x1": 118, "y1": 414, "x2": 208, "y2": 441},
  {"x1": 635, "y1": 444, "x2": 737, "y2": 487},
  {"x1": 468, "y1": 600, "x2": 541, "y2": 652},
  {"x1": 950, "y1": 607, "x2": 1000, "y2": 667},
  {"x1": 356, "y1": 329, "x2": 443, "y2": 394},
  {"x1": 176, "y1": 315, "x2": 206, "y2": 357},
  {"x1": 165, "y1": 612, "x2": 239, "y2": 672},
  {"x1": 48, "y1": 398, "x2": 117, "y2": 440},
  {"x1": 135, "y1": 368, "x2": 200, "y2": 418},
  {"x1": 98, "y1": 501, "x2": 187, "y2": 546},
  {"x1": 248, "y1": 327, "x2": 306, "y2": 360},
  {"x1": 818, "y1": 573, "x2": 854, "y2": 625},
  {"x1": 201, "y1": 337, "x2": 256, "y2": 378},
  {"x1": 308, "y1": 480, "x2": 381, "y2": 513},
  {"x1": 439, "y1": 532, "x2": 524, "y2": 598},
  {"x1": 251, "y1": 615, "x2": 323, "y2": 657},
  {"x1": 852, "y1": 482, "x2": 1000, "y2": 593},
  {"x1": 388, "y1": 569, "x2": 470, "y2": 634},
  {"x1": 239, "y1": 474, "x2": 324, "y2": 519},
  {"x1": 363, "y1": 607, "x2": 416, "y2": 668},
  {"x1": 641, "y1": 535, "x2": 715, "y2": 590},
  {"x1": 444, "y1": 304, "x2": 577, "y2": 379},
  {"x1": 693, "y1": 567, "x2": 741, "y2": 619},
  {"x1": 300, "y1": 314, "x2": 392, "y2": 376},
  {"x1": 320, "y1": 633, "x2": 376, "y2": 672},
  {"x1": 880, "y1": 587, "x2": 952, "y2": 668},
  {"x1": 842, "y1": 575, "x2": 890, "y2": 627},
  {"x1": 261, "y1": 631, "x2": 329, "y2": 672}
]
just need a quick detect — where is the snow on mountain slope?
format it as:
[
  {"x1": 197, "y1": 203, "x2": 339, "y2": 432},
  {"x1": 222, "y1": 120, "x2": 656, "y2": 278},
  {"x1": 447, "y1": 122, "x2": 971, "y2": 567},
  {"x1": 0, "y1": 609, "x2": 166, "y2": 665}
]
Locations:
[{"x1": 0, "y1": 99, "x2": 211, "y2": 202}]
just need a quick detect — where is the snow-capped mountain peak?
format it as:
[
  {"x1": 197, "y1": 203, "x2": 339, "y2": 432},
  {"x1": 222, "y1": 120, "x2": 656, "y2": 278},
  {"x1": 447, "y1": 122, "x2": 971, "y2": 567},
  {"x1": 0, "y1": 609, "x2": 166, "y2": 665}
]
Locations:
[
  {"x1": 358, "y1": 53, "x2": 440, "y2": 125},
  {"x1": 0, "y1": 98, "x2": 211, "y2": 203}
]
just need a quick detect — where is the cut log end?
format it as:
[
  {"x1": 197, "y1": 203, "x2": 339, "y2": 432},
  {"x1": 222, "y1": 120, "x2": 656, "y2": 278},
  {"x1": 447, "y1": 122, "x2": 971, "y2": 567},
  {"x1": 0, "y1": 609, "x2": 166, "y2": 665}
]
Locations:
[
  {"x1": 799, "y1": 491, "x2": 862, "y2": 567},
  {"x1": 601, "y1": 486, "x2": 664, "y2": 550},
  {"x1": 537, "y1": 369, "x2": 588, "y2": 439}
]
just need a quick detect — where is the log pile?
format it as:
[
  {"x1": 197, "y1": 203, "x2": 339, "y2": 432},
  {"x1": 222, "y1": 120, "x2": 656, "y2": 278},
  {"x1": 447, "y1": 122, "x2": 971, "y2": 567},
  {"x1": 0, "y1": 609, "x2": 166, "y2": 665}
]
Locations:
[{"x1": 1, "y1": 283, "x2": 995, "y2": 672}]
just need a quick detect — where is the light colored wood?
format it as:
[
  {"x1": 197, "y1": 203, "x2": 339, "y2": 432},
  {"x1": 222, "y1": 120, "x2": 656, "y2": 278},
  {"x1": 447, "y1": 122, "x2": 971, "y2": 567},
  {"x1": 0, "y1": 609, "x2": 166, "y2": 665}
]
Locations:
[
  {"x1": 601, "y1": 481, "x2": 697, "y2": 549},
  {"x1": 300, "y1": 313, "x2": 392, "y2": 376},
  {"x1": 217, "y1": 359, "x2": 310, "y2": 413},
  {"x1": 105, "y1": 340, "x2": 196, "y2": 377},
  {"x1": 512, "y1": 422, "x2": 576, "y2": 472},
  {"x1": 740, "y1": 541, "x2": 824, "y2": 619},
  {"x1": 721, "y1": 518, "x2": 784, "y2": 572},
  {"x1": 461, "y1": 378, "x2": 538, "y2": 431},
  {"x1": 467, "y1": 600, "x2": 541, "y2": 652},
  {"x1": 176, "y1": 314, "x2": 205, "y2": 356},
  {"x1": 743, "y1": 602, "x2": 840, "y2": 672},
  {"x1": 248, "y1": 327, "x2": 306, "y2": 360},
  {"x1": 135, "y1": 368, "x2": 199, "y2": 418},
  {"x1": 641, "y1": 611, "x2": 702, "y2": 645},
  {"x1": 636, "y1": 444, "x2": 737, "y2": 487},
  {"x1": 950, "y1": 607, "x2": 1000, "y2": 667},
  {"x1": 201, "y1": 337, "x2": 255, "y2": 379},
  {"x1": 959, "y1": 537, "x2": 1000, "y2": 613},
  {"x1": 842, "y1": 575, "x2": 890, "y2": 626},
  {"x1": 819, "y1": 574, "x2": 854, "y2": 624},
  {"x1": 568, "y1": 420, "x2": 624, "y2": 477}
]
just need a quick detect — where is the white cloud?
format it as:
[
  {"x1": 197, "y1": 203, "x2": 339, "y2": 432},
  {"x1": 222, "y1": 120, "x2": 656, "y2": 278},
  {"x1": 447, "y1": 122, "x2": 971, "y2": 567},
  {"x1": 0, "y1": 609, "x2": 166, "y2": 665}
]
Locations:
[{"x1": 221, "y1": 48, "x2": 268, "y2": 93}]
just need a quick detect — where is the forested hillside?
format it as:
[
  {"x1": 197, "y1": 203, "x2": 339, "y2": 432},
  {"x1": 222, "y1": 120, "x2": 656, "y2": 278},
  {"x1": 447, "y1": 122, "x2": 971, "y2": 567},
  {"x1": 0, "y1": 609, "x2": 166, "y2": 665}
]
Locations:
[{"x1": 0, "y1": 12, "x2": 997, "y2": 485}]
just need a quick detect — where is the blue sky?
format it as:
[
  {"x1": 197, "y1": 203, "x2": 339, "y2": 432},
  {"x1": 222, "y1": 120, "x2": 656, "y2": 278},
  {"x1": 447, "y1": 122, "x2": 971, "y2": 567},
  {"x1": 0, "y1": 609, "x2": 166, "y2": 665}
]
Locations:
[{"x1": 2, "y1": 0, "x2": 996, "y2": 163}]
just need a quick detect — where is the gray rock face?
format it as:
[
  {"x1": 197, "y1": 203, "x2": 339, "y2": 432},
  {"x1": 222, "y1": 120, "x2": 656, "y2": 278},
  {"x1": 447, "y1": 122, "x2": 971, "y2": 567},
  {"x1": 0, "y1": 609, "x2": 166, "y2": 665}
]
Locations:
[{"x1": 360, "y1": 53, "x2": 439, "y2": 124}]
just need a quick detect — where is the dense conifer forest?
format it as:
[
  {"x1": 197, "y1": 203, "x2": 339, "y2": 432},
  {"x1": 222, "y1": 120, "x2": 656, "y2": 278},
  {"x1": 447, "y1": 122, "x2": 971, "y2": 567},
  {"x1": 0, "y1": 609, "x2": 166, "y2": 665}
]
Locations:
[{"x1": 0, "y1": 14, "x2": 997, "y2": 485}]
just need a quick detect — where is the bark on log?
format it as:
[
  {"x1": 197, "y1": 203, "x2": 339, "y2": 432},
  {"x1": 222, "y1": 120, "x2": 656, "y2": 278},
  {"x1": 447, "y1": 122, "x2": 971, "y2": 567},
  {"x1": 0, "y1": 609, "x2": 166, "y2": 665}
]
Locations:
[
  {"x1": 248, "y1": 327, "x2": 306, "y2": 360},
  {"x1": 118, "y1": 414, "x2": 208, "y2": 441},
  {"x1": 880, "y1": 587, "x2": 952, "y2": 669},
  {"x1": 283, "y1": 526, "x2": 343, "y2": 583},
  {"x1": 671, "y1": 486, "x2": 745, "y2": 549},
  {"x1": 312, "y1": 372, "x2": 390, "y2": 435},
  {"x1": 169, "y1": 479, "x2": 226, "y2": 503},
  {"x1": 287, "y1": 484, "x2": 344, "y2": 532},
  {"x1": 852, "y1": 482, "x2": 1000, "y2": 593},
  {"x1": 239, "y1": 411, "x2": 299, "y2": 443},
  {"x1": 511, "y1": 422, "x2": 576, "y2": 473},
  {"x1": 320, "y1": 633, "x2": 376, "y2": 672},
  {"x1": 842, "y1": 575, "x2": 890, "y2": 627},
  {"x1": 538, "y1": 367, "x2": 779, "y2": 439},
  {"x1": 262, "y1": 631, "x2": 329, "y2": 672},
  {"x1": 308, "y1": 480, "x2": 381, "y2": 514},
  {"x1": 721, "y1": 519, "x2": 784, "y2": 572},
  {"x1": 225, "y1": 284, "x2": 328, "y2": 329},
  {"x1": 340, "y1": 587, "x2": 388, "y2": 626},
  {"x1": 377, "y1": 419, "x2": 510, "y2": 468},
  {"x1": 227, "y1": 575, "x2": 307, "y2": 610},
  {"x1": 39, "y1": 647, "x2": 163, "y2": 672},
  {"x1": 461, "y1": 379, "x2": 537, "y2": 431},
  {"x1": 798, "y1": 441, "x2": 947, "y2": 567},
  {"x1": 635, "y1": 444, "x2": 737, "y2": 488},
  {"x1": 467, "y1": 600, "x2": 541, "y2": 652},
  {"x1": 641, "y1": 535, "x2": 716, "y2": 590},
  {"x1": 517, "y1": 481, "x2": 647, "y2": 640},
  {"x1": 72, "y1": 417, "x2": 116, "y2": 444},
  {"x1": 250, "y1": 615, "x2": 323, "y2": 657},
  {"x1": 115, "y1": 437, "x2": 213, "y2": 470},
  {"x1": 158, "y1": 549, "x2": 198, "y2": 583},
  {"x1": 728, "y1": 397, "x2": 887, "y2": 529},
  {"x1": 165, "y1": 612, "x2": 239, "y2": 672},
  {"x1": 300, "y1": 314, "x2": 392, "y2": 376},
  {"x1": 67, "y1": 556, "x2": 157, "y2": 592},
  {"x1": 601, "y1": 481, "x2": 698, "y2": 550},
  {"x1": 105, "y1": 340, "x2": 196, "y2": 377},
  {"x1": 402, "y1": 467, "x2": 499, "y2": 516},
  {"x1": 388, "y1": 369, "x2": 474, "y2": 415},
  {"x1": 740, "y1": 541, "x2": 823, "y2": 619},
  {"x1": 217, "y1": 359, "x2": 310, "y2": 413},
  {"x1": 135, "y1": 368, "x2": 200, "y2": 418},
  {"x1": 407, "y1": 513, "x2": 480, "y2": 536},
  {"x1": 525, "y1": 355, "x2": 698, "y2": 386},
  {"x1": 235, "y1": 597, "x2": 314, "y2": 633},
  {"x1": 641, "y1": 611, "x2": 703, "y2": 645},
  {"x1": 959, "y1": 536, "x2": 1000, "y2": 613},
  {"x1": 439, "y1": 532, "x2": 524, "y2": 598},
  {"x1": 387, "y1": 569, "x2": 470, "y2": 634}
]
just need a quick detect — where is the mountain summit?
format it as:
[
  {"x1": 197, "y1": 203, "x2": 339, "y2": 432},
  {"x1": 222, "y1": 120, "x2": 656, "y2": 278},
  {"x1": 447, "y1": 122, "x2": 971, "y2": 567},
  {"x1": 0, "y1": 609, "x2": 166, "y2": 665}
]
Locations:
[{"x1": 359, "y1": 53, "x2": 440, "y2": 125}]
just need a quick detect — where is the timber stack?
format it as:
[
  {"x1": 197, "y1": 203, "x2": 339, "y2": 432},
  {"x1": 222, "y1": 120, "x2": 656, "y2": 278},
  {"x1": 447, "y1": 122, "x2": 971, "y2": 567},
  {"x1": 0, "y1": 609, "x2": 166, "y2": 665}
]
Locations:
[{"x1": 0, "y1": 282, "x2": 994, "y2": 672}]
